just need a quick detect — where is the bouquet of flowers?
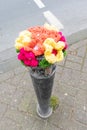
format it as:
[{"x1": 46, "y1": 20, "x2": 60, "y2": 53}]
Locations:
[{"x1": 15, "y1": 24, "x2": 68, "y2": 69}]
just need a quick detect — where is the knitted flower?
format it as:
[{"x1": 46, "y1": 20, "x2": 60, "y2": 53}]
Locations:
[
  {"x1": 59, "y1": 32, "x2": 68, "y2": 50},
  {"x1": 15, "y1": 24, "x2": 68, "y2": 68},
  {"x1": 43, "y1": 38, "x2": 65, "y2": 64},
  {"x1": 18, "y1": 48, "x2": 38, "y2": 67},
  {"x1": 15, "y1": 30, "x2": 32, "y2": 50},
  {"x1": 25, "y1": 42, "x2": 45, "y2": 56},
  {"x1": 25, "y1": 26, "x2": 61, "y2": 56}
]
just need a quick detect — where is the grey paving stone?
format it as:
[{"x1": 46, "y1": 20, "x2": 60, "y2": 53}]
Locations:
[
  {"x1": 65, "y1": 61, "x2": 81, "y2": 71},
  {"x1": 31, "y1": 119, "x2": 48, "y2": 130},
  {"x1": 54, "y1": 73, "x2": 62, "y2": 83},
  {"x1": 31, "y1": 119, "x2": 61, "y2": 130},
  {"x1": 82, "y1": 59, "x2": 87, "y2": 72},
  {"x1": 48, "y1": 104, "x2": 72, "y2": 127},
  {"x1": 74, "y1": 103, "x2": 87, "y2": 114},
  {"x1": 0, "y1": 103, "x2": 7, "y2": 120},
  {"x1": 80, "y1": 72, "x2": 87, "y2": 82},
  {"x1": 0, "y1": 117, "x2": 21, "y2": 130},
  {"x1": 19, "y1": 115, "x2": 35, "y2": 130},
  {"x1": 83, "y1": 59, "x2": 87, "y2": 67},
  {"x1": 59, "y1": 92, "x2": 75, "y2": 107},
  {"x1": 0, "y1": 83, "x2": 16, "y2": 104},
  {"x1": 0, "y1": 71, "x2": 14, "y2": 83},
  {"x1": 10, "y1": 88, "x2": 25, "y2": 108},
  {"x1": 68, "y1": 39, "x2": 87, "y2": 51},
  {"x1": 58, "y1": 119, "x2": 87, "y2": 130},
  {"x1": 18, "y1": 91, "x2": 35, "y2": 113},
  {"x1": 5, "y1": 106, "x2": 35, "y2": 130},
  {"x1": 68, "y1": 49, "x2": 77, "y2": 56},
  {"x1": 77, "y1": 45, "x2": 87, "y2": 57},
  {"x1": 68, "y1": 43, "x2": 79, "y2": 51},
  {"x1": 27, "y1": 98, "x2": 37, "y2": 116},
  {"x1": 56, "y1": 65, "x2": 63, "y2": 74},
  {"x1": 74, "y1": 109, "x2": 87, "y2": 125},
  {"x1": 78, "y1": 79, "x2": 87, "y2": 91},
  {"x1": 5, "y1": 106, "x2": 34, "y2": 126},
  {"x1": 53, "y1": 83, "x2": 75, "y2": 108},
  {"x1": 5, "y1": 73, "x2": 25, "y2": 86},
  {"x1": 14, "y1": 66, "x2": 26, "y2": 75},
  {"x1": 75, "y1": 89, "x2": 87, "y2": 108},
  {"x1": 42, "y1": 124, "x2": 61, "y2": 130},
  {"x1": 60, "y1": 68, "x2": 81, "y2": 87},
  {"x1": 67, "y1": 54, "x2": 83, "y2": 64},
  {"x1": 82, "y1": 67, "x2": 87, "y2": 73},
  {"x1": 18, "y1": 72, "x2": 34, "y2": 92},
  {"x1": 60, "y1": 68, "x2": 73, "y2": 84},
  {"x1": 48, "y1": 104, "x2": 62, "y2": 127},
  {"x1": 54, "y1": 82, "x2": 78, "y2": 97},
  {"x1": 76, "y1": 89, "x2": 87, "y2": 102}
]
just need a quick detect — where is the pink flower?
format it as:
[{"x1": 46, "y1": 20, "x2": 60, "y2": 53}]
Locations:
[
  {"x1": 58, "y1": 32, "x2": 68, "y2": 50},
  {"x1": 31, "y1": 59, "x2": 39, "y2": 67},
  {"x1": 64, "y1": 42, "x2": 68, "y2": 50},
  {"x1": 60, "y1": 36, "x2": 66, "y2": 42},
  {"x1": 18, "y1": 48, "x2": 38, "y2": 67},
  {"x1": 58, "y1": 32, "x2": 62, "y2": 36},
  {"x1": 24, "y1": 59, "x2": 31, "y2": 66},
  {"x1": 25, "y1": 51, "x2": 35, "y2": 59},
  {"x1": 18, "y1": 48, "x2": 25, "y2": 60}
]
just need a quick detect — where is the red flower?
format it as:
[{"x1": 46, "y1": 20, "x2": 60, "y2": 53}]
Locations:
[
  {"x1": 59, "y1": 32, "x2": 68, "y2": 50},
  {"x1": 18, "y1": 48, "x2": 38, "y2": 67}
]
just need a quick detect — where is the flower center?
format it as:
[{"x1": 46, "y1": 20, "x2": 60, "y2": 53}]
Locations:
[{"x1": 52, "y1": 49, "x2": 57, "y2": 55}]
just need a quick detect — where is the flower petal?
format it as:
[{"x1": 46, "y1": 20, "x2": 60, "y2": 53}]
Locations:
[
  {"x1": 56, "y1": 51, "x2": 64, "y2": 61},
  {"x1": 56, "y1": 41, "x2": 65, "y2": 50},
  {"x1": 15, "y1": 30, "x2": 32, "y2": 50}
]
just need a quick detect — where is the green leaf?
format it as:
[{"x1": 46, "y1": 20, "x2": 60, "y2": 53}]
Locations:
[
  {"x1": 20, "y1": 60, "x2": 25, "y2": 66},
  {"x1": 63, "y1": 50, "x2": 67, "y2": 57},
  {"x1": 16, "y1": 49, "x2": 20, "y2": 53},
  {"x1": 39, "y1": 59, "x2": 51, "y2": 69}
]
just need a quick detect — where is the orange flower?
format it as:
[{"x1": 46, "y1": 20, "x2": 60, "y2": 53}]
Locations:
[
  {"x1": 25, "y1": 26, "x2": 61, "y2": 56},
  {"x1": 25, "y1": 43, "x2": 45, "y2": 56}
]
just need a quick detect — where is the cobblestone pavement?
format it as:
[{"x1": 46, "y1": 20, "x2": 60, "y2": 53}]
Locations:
[{"x1": 0, "y1": 39, "x2": 87, "y2": 130}]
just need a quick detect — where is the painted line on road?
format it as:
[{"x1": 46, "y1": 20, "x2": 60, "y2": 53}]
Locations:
[
  {"x1": 43, "y1": 10, "x2": 64, "y2": 30},
  {"x1": 33, "y1": 0, "x2": 45, "y2": 8}
]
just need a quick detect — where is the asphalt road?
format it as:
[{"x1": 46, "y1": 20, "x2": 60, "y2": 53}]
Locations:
[{"x1": 0, "y1": 0, "x2": 87, "y2": 52}]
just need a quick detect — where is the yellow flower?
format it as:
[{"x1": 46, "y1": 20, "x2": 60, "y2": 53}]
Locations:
[
  {"x1": 15, "y1": 30, "x2": 31, "y2": 50},
  {"x1": 43, "y1": 38, "x2": 65, "y2": 64},
  {"x1": 44, "y1": 23, "x2": 59, "y2": 31}
]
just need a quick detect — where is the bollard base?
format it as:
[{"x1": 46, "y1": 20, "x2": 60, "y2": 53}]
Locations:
[{"x1": 37, "y1": 104, "x2": 52, "y2": 119}]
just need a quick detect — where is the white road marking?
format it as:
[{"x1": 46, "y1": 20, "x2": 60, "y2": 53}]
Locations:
[
  {"x1": 43, "y1": 11, "x2": 64, "y2": 30},
  {"x1": 33, "y1": 0, "x2": 45, "y2": 8}
]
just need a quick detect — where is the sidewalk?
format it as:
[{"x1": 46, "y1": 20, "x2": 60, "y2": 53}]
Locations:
[{"x1": 0, "y1": 39, "x2": 87, "y2": 130}]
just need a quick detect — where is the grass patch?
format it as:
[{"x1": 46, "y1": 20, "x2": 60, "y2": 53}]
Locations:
[{"x1": 50, "y1": 96, "x2": 59, "y2": 111}]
